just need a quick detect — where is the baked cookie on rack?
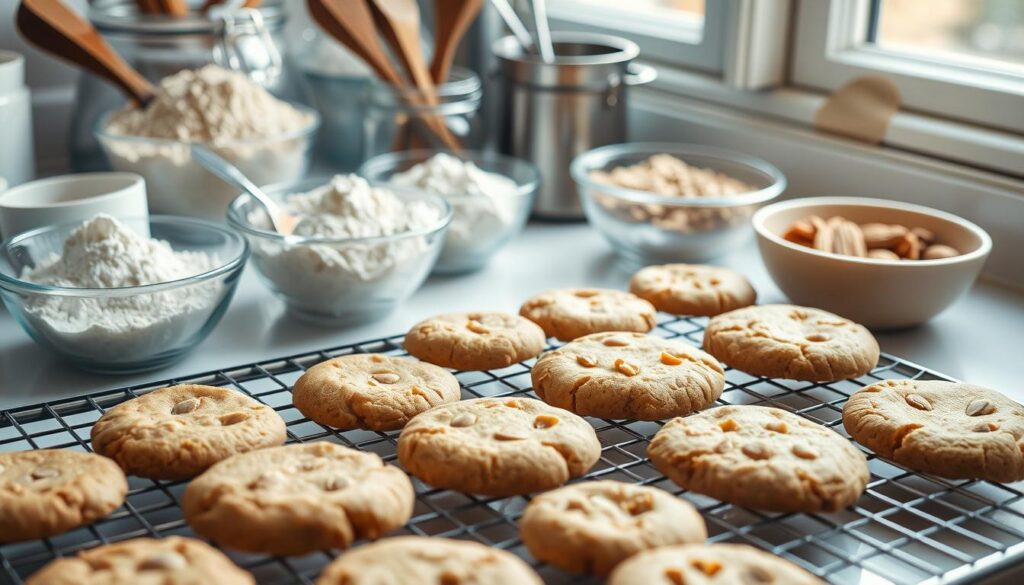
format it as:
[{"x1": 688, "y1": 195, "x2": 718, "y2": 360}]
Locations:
[
  {"x1": 519, "y1": 288, "x2": 657, "y2": 341},
  {"x1": 91, "y1": 384, "x2": 287, "y2": 481},
  {"x1": 608, "y1": 543, "x2": 824, "y2": 585},
  {"x1": 843, "y1": 380, "x2": 1024, "y2": 482},
  {"x1": 183, "y1": 442, "x2": 414, "y2": 556},
  {"x1": 315, "y1": 536, "x2": 543, "y2": 585},
  {"x1": 25, "y1": 536, "x2": 254, "y2": 585},
  {"x1": 531, "y1": 332, "x2": 725, "y2": 420},
  {"x1": 0, "y1": 450, "x2": 127, "y2": 542},
  {"x1": 703, "y1": 304, "x2": 879, "y2": 381},
  {"x1": 397, "y1": 397, "x2": 601, "y2": 496},
  {"x1": 403, "y1": 311, "x2": 546, "y2": 371},
  {"x1": 293, "y1": 353, "x2": 461, "y2": 431},
  {"x1": 629, "y1": 263, "x2": 757, "y2": 316},
  {"x1": 648, "y1": 405, "x2": 869, "y2": 513},
  {"x1": 519, "y1": 480, "x2": 707, "y2": 575}
]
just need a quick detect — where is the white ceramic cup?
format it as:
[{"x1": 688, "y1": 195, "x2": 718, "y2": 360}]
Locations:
[{"x1": 0, "y1": 172, "x2": 149, "y2": 240}]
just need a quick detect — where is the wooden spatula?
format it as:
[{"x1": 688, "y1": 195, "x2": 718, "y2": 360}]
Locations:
[
  {"x1": 430, "y1": 0, "x2": 483, "y2": 84},
  {"x1": 18, "y1": 0, "x2": 156, "y2": 106},
  {"x1": 307, "y1": 0, "x2": 404, "y2": 85}
]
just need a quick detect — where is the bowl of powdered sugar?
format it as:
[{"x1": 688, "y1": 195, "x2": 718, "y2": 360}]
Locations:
[
  {"x1": 0, "y1": 214, "x2": 248, "y2": 373},
  {"x1": 360, "y1": 150, "x2": 538, "y2": 274},
  {"x1": 227, "y1": 174, "x2": 451, "y2": 324},
  {"x1": 95, "y1": 65, "x2": 319, "y2": 220}
]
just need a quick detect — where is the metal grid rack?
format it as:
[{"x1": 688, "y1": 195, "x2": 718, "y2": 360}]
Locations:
[{"x1": 2, "y1": 314, "x2": 1022, "y2": 585}]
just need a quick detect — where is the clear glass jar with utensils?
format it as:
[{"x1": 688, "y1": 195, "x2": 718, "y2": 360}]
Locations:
[
  {"x1": 362, "y1": 67, "x2": 483, "y2": 161},
  {"x1": 70, "y1": 0, "x2": 305, "y2": 172}
]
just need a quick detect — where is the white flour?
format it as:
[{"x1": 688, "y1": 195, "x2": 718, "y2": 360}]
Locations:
[
  {"x1": 252, "y1": 175, "x2": 444, "y2": 316},
  {"x1": 101, "y1": 65, "x2": 316, "y2": 218},
  {"x1": 21, "y1": 215, "x2": 222, "y2": 362},
  {"x1": 389, "y1": 153, "x2": 520, "y2": 251}
]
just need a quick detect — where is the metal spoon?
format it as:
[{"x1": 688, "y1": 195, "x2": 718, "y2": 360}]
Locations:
[
  {"x1": 190, "y1": 145, "x2": 297, "y2": 235},
  {"x1": 529, "y1": 0, "x2": 555, "y2": 63},
  {"x1": 489, "y1": 0, "x2": 533, "y2": 52}
]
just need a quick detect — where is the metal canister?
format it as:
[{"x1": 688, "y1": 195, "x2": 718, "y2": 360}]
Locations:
[{"x1": 493, "y1": 32, "x2": 656, "y2": 220}]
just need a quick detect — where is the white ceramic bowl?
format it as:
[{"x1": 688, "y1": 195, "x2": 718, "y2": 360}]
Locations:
[
  {"x1": 754, "y1": 197, "x2": 991, "y2": 329},
  {"x1": 0, "y1": 172, "x2": 148, "y2": 239}
]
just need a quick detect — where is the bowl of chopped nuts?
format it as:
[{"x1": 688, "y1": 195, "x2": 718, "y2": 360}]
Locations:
[
  {"x1": 571, "y1": 143, "x2": 786, "y2": 264},
  {"x1": 754, "y1": 197, "x2": 991, "y2": 329}
]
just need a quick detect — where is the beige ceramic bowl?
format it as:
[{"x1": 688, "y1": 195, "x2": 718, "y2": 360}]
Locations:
[{"x1": 754, "y1": 197, "x2": 991, "y2": 330}]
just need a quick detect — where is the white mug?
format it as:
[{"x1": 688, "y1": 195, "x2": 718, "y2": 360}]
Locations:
[{"x1": 0, "y1": 172, "x2": 149, "y2": 240}]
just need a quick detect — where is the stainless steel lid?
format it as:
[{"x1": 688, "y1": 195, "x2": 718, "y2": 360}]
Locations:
[{"x1": 493, "y1": 32, "x2": 640, "y2": 89}]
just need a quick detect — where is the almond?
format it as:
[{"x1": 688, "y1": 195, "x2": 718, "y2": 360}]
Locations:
[
  {"x1": 894, "y1": 232, "x2": 921, "y2": 260},
  {"x1": 861, "y1": 223, "x2": 908, "y2": 248},
  {"x1": 783, "y1": 218, "x2": 815, "y2": 246},
  {"x1": 811, "y1": 216, "x2": 833, "y2": 252},
  {"x1": 833, "y1": 220, "x2": 867, "y2": 257},
  {"x1": 911, "y1": 226, "x2": 936, "y2": 246},
  {"x1": 922, "y1": 244, "x2": 959, "y2": 260},
  {"x1": 867, "y1": 248, "x2": 900, "y2": 261}
]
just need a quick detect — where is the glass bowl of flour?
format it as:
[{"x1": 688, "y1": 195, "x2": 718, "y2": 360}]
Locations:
[
  {"x1": 227, "y1": 174, "x2": 451, "y2": 324},
  {"x1": 360, "y1": 150, "x2": 538, "y2": 274},
  {"x1": 0, "y1": 214, "x2": 249, "y2": 373}
]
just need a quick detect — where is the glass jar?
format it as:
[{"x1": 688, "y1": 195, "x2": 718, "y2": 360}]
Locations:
[
  {"x1": 363, "y1": 67, "x2": 483, "y2": 161},
  {"x1": 70, "y1": 0, "x2": 305, "y2": 172}
]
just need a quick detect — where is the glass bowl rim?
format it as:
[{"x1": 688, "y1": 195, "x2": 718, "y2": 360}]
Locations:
[{"x1": 358, "y1": 149, "x2": 542, "y2": 200}]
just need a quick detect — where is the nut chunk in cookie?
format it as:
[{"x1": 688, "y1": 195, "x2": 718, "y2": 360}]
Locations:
[
  {"x1": 649, "y1": 405, "x2": 868, "y2": 513},
  {"x1": 183, "y1": 442, "x2": 414, "y2": 556},
  {"x1": 404, "y1": 312, "x2": 546, "y2": 370},
  {"x1": 398, "y1": 397, "x2": 600, "y2": 496},
  {"x1": 519, "y1": 288, "x2": 656, "y2": 341},
  {"x1": 703, "y1": 304, "x2": 879, "y2": 381},
  {"x1": 0, "y1": 450, "x2": 127, "y2": 543},
  {"x1": 532, "y1": 332, "x2": 724, "y2": 420},
  {"x1": 608, "y1": 543, "x2": 824, "y2": 585},
  {"x1": 844, "y1": 380, "x2": 1024, "y2": 482},
  {"x1": 630, "y1": 263, "x2": 757, "y2": 316},
  {"x1": 91, "y1": 384, "x2": 287, "y2": 480}
]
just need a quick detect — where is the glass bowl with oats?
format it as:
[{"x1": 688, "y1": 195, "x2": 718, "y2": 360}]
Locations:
[{"x1": 571, "y1": 143, "x2": 786, "y2": 264}]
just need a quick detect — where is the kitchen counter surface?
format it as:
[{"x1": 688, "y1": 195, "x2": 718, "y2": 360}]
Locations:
[{"x1": 1, "y1": 223, "x2": 1022, "y2": 410}]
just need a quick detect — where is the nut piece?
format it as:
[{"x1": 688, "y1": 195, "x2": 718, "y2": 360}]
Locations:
[
  {"x1": 450, "y1": 413, "x2": 477, "y2": 428},
  {"x1": 691, "y1": 559, "x2": 723, "y2": 576},
  {"x1": 494, "y1": 431, "x2": 528, "y2": 441},
  {"x1": 861, "y1": 223, "x2": 908, "y2": 248},
  {"x1": 219, "y1": 411, "x2": 250, "y2": 426},
  {"x1": 664, "y1": 568, "x2": 686, "y2": 585},
  {"x1": 923, "y1": 244, "x2": 959, "y2": 260},
  {"x1": 614, "y1": 358, "x2": 640, "y2": 377},
  {"x1": 792, "y1": 444, "x2": 818, "y2": 460},
  {"x1": 718, "y1": 418, "x2": 740, "y2": 432},
  {"x1": 905, "y1": 394, "x2": 932, "y2": 411},
  {"x1": 138, "y1": 552, "x2": 187, "y2": 571},
  {"x1": 765, "y1": 421, "x2": 788, "y2": 434},
  {"x1": 894, "y1": 232, "x2": 921, "y2": 260},
  {"x1": 602, "y1": 337, "x2": 631, "y2": 347},
  {"x1": 465, "y1": 320, "x2": 490, "y2": 334},
  {"x1": 783, "y1": 219, "x2": 815, "y2": 246},
  {"x1": 911, "y1": 226, "x2": 936, "y2": 246},
  {"x1": 811, "y1": 216, "x2": 833, "y2": 252},
  {"x1": 533, "y1": 414, "x2": 560, "y2": 429},
  {"x1": 30, "y1": 468, "x2": 59, "y2": 481},
  {"x1": 660, "y1": 352, "x2": 684, "y2": 366},
  {"x1": 741, "y1": 442, "x2": 772, "y2": 460},
  {"x1": 833, "y1": 220, "x2": 867, "y2": 257},
  {"x1": 576, "y1": 354, "x2": 597, "y2": 368},
  {"x1": 867, "y1": 248, "x2": 901, "y2": 260},
  {"x1": 171, "y1": 398, "x2": 200, "y2": 415},
  {"x1": 972, "y1": 422, "x2": 1000, "y2": 433},
  {"x1": 372, "y1": 372, "x2": 401, "y2": 384},
  {"x1": 965, "y1": 399, "x2": 996, "y2": 417}
]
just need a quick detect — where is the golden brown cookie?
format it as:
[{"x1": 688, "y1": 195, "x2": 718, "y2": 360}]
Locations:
[
  {"x1": 843, "y1": 380, "x2": 1024, "y2": 482},
  {"x1": 316, "y1": 536, "x2": 543, "y2": 585},
  {"x1": 519, "y1": 288, "x2": 657, "y2": 341},
  {"x1": 0, "y1": 450, "x2": 127, "y2": 543},
  {"x1": 182, "y1": 442, "x2": 414, "y2": 556},
  {"x1": 397, "y1": 397, "x2": 601, "y2": 496},
  {"x1": 91, "y1": 384, "x2": 287, "y2": 481},
  {"x1": 25, "y1": 536, "x2": 254, "y2": 585},
  {"x1": 293, "y1": 354, "x2": 461, "y2": 431},
  {"x1": 703, "y1": 304, "x2": 879, "y2": 381},
  {"x1": 532, "y1": 332, "x2": 725, "y2": 420},
  {"x1": 630, "y1": 263, "x2": 757, "y2": 316},
  {"x1": 607, "y1": 543, "x2": 824, "y2": 585},
  {"x1": 403, "y1": 312, "x2": 546, "y2": 371},
  {"x1": 519, "y1": 480, "x2": 706, "y2": 575},
  {"x1": 648, "y1": 405, "x2": 869, "y2": 512}
]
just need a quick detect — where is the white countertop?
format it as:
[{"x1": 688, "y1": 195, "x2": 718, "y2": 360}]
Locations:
[{"x1": 1, "y1": 223, "x2": 1022, "y2": 410}]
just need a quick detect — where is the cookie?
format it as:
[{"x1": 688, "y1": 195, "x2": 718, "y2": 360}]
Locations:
[
  {"x1": 843, "y1": 380, "x2": 1024, "y2": 482},
  {"x1": 91, "y1": 384, "x2": 287, "y2": 481},
  {"x1": 316, "y1": 536, "x2": 543, "y2": 585},
  {"x1": 182, "y1": 442, "x2": 414, "y2": 556},
  {"x1": 532, "y1": 332, "x2": 725, "y2": 420},
  {"x1": 0, "y1": 450, "x2": 127, "y2": 542},
  {"x1": 703, "y1": 304, "x2": 879, "y2": 381},
  {"x1": 397, "y1": 397, "x2": 600, "y2": 496},
  {"x1": 293, "y1": 353, "x2": 461, "y2": 431},
  {"x1": 630, "y1": 263, "x2": 757, "y2": 316},
  {"x1": 648, "y1": 405, "x2": 869, "y2": 512},
  {"x1": 404, "y1": 312, "x2": 546, "y2": 371},
  {"x1": 519, "y1": 480, "x2": 707, "y2": 575},
  {"x1": 519, "y1": 288, "x2": 657, "y2": 341},
  {"x1": 25, "y1": 536, "x2": 254, "y2": 585},
  {"x1": 608, "y1": 543, "x2": 824, "y2": 585}
]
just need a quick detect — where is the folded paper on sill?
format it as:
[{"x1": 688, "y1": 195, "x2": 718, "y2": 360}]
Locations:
[{"x1": 814, "y1": 75, "x2": 901, "y2": 145}]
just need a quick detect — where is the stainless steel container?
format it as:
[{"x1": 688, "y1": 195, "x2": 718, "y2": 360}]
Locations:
[{"x1": 493, "y1": 32, "x2": 656, "y2": 219}]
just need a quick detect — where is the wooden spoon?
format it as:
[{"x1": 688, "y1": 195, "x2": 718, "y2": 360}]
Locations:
[
  {"x1": 306, "y1": 0, "x2": 404, "y2": 85},
  {"x1": 430, "y1": 0, "x2": 483, "y2": 84},
  {"x1": 18, "y1": 0, "x2": 156, "y2": 106}
]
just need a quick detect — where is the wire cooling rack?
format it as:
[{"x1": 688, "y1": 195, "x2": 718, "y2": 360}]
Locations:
[{"x1": 1, "y1": 313, "x2": 1023, "y2": 585}]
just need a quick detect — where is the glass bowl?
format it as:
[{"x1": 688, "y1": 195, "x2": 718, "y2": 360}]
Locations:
[
  {"x1": 0, "y1": 216, "x2": 249, "y2": 373},
  {"x1": 359, "y1": 149, "x2": 538, "y2": 274},
  {"x1": 227, "y1": 178, "x2": 452, "y2": 324},
  {"x1": 571, "y1": 143, "x2": 787, "y2": 264},
  {"x1": 94, "y1": 105, "x2": 320, "y2": 219}
]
